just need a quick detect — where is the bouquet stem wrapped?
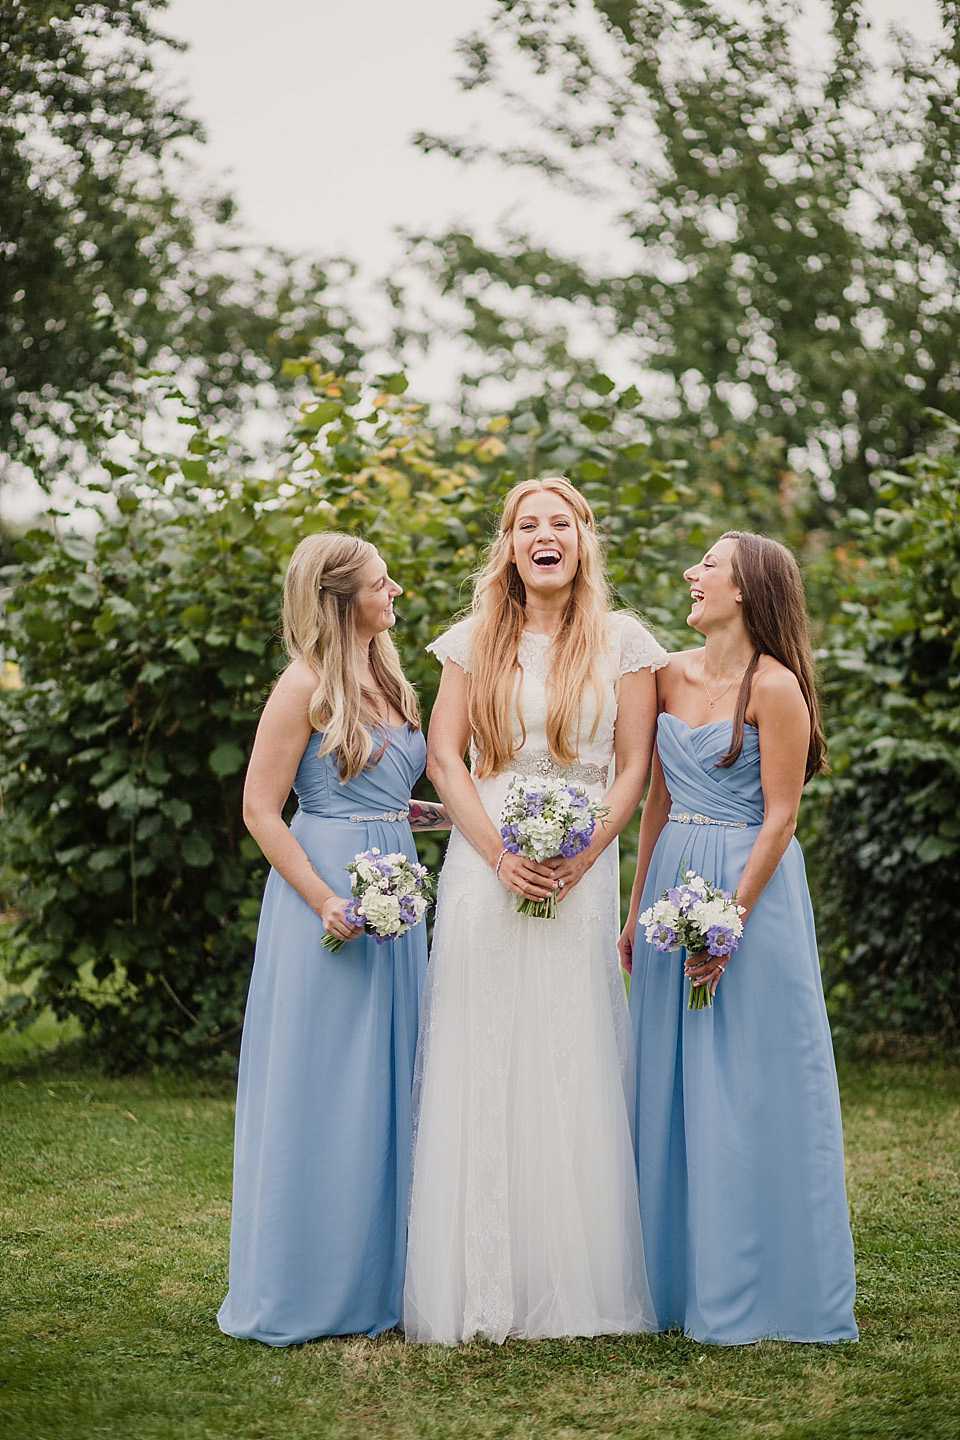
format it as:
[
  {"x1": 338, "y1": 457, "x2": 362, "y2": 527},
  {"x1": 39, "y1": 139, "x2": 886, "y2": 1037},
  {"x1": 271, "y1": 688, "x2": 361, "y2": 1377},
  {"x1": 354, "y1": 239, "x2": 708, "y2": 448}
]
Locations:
[
  {"x1": 321, "y1": 847, "x2": 435, "y2": 952},
  {"x1": 638, "y1": 869, "x2": 745, "y2": 1009}
]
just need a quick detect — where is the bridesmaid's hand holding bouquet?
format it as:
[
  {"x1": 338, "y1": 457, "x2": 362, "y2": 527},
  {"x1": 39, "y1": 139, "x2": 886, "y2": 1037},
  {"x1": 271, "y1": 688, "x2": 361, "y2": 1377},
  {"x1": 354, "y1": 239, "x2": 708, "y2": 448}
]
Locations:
[
  {"x1": 639, "y1": 870, "x2": 745, "y2": 1009},
  {"x1": 322, "y1": 848, "x2": 435, "y2": 951}
]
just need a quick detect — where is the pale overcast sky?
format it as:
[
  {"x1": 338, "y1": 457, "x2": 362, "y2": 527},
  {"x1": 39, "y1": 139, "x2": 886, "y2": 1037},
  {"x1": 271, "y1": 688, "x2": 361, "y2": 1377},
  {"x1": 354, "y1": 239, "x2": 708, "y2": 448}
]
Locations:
[
  {"x1": 1, "y1": 0, "x2": 944, "y2": 527},
  {"x1": 161, "y1": 0, "x2": 523, "y2": 269},
  {"x1": 161, "y1": 0, "x2": 942, "y2": 272}
]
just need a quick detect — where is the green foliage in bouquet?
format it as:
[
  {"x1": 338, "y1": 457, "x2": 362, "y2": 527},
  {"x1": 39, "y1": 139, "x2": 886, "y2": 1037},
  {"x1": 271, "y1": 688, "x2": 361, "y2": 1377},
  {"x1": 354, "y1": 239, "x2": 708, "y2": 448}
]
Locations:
[{"x1": 811, "y1": 421, "x2": 960, "y2": 1041}]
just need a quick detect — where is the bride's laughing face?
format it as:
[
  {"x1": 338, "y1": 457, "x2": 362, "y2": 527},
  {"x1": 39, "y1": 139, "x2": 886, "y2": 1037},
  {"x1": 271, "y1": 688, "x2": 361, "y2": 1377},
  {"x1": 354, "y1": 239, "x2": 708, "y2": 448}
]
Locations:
[{"x1": 510, "y1": 491, "x2": 580, "y2": 596}]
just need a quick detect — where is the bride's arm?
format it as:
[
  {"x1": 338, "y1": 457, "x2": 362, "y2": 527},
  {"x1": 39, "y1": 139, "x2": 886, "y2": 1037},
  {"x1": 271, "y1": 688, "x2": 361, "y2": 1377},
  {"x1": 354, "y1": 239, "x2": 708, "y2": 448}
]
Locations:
[
  {"x1": 546, "y1": 665, "x2": 659, "y2": 900},
  {"x1": 426, "y1": 660, "x2": 558, "y2": 904}
]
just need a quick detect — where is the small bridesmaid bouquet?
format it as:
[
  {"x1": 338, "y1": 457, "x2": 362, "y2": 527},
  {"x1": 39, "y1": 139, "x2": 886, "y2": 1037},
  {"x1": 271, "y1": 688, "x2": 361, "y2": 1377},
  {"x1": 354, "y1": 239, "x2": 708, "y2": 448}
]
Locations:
[
  {"x1": 499, "y1": 777, "x2": 609, "y2": 919},
  {"x1": 638, "y1": 870, "x2": 745, "y2": 1009},
  {"x1": 322, "y1": 848, "x2": 436, "y2": 951}
]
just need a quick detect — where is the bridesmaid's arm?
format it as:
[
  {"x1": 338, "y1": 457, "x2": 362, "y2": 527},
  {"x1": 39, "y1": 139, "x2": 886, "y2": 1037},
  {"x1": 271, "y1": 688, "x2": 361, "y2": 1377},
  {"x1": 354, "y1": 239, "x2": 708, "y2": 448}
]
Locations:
[
  {"x1": 426, "y1": 660, "x2": 557, "y2": 904},
  {"x1": 617, "y1": 747, "x2": 671, "y2": 974},
  {"x1": 547, "y1": 664, "x2": 659, "y2": 900},
  {"x1": 685, "y1": 664, "x2": 809, "y2": 994},
  {"x1": 242, "y1": 660, "x2": 363, "y2": 945},
  {"x1": 727, "y1": 665, "x2": 809, "y2": 921}
]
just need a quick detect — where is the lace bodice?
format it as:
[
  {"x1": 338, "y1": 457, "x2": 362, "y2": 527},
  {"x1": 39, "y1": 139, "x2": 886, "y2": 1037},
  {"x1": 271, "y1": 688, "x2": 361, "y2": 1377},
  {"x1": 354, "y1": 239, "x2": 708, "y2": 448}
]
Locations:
[{"x1": 427, "y1": 612, "x2": 667, "y2": 777}]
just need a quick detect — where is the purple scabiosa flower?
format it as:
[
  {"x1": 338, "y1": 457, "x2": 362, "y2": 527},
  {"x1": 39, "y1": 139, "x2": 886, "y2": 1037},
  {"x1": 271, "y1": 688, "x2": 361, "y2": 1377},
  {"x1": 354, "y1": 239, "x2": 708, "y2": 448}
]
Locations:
[
  {"x1": 668, "y1": 884, "x2": 701, "y2": 913},
  {"x1": 343, "y1": 899, "x2": 363, "y2": 928},
  {"x1": 651, "y1": 922, "x2": 678, "y2": 951},
  {"x1": 560, "y1": 824, "x2": 593, "y2": 857},
  {"x1": 705, "y1": 924, "x2": 736, "y2": 957},
  {"x1": 399, "y1": 896, "x2": 418, "y2": 925}
]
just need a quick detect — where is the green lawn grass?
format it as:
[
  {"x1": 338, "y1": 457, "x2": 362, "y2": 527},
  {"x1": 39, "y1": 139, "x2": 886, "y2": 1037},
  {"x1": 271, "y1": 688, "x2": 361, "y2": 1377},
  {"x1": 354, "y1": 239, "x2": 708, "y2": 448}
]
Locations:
[{"x1": 1, "y1": 1031, "x2": 958, "y2": 1440}]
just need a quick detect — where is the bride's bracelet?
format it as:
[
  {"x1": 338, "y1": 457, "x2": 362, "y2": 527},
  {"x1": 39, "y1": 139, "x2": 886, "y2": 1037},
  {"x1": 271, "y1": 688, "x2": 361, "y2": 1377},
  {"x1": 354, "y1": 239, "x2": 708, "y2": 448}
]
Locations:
[{"x1": 494, "y1": 848, "x2": 508, "y2": 880}]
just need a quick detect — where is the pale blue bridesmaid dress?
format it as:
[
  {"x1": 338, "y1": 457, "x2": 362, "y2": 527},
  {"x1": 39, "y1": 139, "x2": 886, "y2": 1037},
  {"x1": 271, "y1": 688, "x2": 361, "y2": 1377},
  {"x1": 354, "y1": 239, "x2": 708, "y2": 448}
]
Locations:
[
  {"x1": 629, "y1": 714, "x2": 857, "y2": 1345},
  {"x1": 218, "y1": 724, "x2": 428, "y2": 1345}
]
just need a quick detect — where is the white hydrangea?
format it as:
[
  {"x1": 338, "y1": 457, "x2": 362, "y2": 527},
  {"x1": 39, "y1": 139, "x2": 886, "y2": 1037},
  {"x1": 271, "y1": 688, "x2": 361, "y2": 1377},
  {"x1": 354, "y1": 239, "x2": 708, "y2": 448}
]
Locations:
[
  {"x1": 517, "y1": 815, "x2": 567, "y2": 861},
  {"x1": 360, "y1": 892, "x2": 402, "y2": 931}
]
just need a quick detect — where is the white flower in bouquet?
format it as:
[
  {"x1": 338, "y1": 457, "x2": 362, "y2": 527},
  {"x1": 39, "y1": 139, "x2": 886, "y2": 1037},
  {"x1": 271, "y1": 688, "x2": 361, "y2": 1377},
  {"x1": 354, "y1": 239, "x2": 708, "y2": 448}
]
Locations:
[
  {"x1": 499, "y1": 776, "x2": 609, "y2": 919},
  {"x1": 361, "y1": 891, "x2": 402, "y2": 932},
  {"x1": 322, "y1": 847, "x2": 436, "y2": 952},
  {"x1": 638, "y1": 869, "x2": 745, "y2": 1010}
]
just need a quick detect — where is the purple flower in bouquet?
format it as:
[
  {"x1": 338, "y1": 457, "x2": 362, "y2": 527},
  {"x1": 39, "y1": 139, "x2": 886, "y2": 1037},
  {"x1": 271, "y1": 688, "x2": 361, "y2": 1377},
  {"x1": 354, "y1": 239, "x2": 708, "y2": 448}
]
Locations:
[
  {"x1": 322, "y1": 847, "x2": 436, "y2": 952},
  {"x1": 638, "y1": 870, "x2": 745, "y2": 1010},
  {"x1": 705, "y1": 923, "x2": 738, "y2": 958},
  {"x1": 559, "y1": 822, "x2": 595, "y2": 858},
  {"x1": 498, "y1": 775, "x2": 609, "y2": 919},
  {"x1": 650, "y1": 920, "x2": 678, "y2": 950},
  {"x1": 399, "y1": 895, "x2": 419, "y2": 926}
]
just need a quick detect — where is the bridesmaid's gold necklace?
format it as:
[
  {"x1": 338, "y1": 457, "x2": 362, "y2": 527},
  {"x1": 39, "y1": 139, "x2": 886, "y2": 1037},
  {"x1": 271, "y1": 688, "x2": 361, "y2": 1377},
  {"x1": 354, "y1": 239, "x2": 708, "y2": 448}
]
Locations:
[{"x1": 700, "y1": 662, "x2": 747, "y2": 709}]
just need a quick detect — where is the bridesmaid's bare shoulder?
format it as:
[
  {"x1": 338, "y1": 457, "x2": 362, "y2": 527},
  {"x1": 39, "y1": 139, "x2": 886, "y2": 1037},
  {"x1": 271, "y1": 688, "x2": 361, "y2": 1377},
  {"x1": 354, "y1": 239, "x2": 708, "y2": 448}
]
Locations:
[{"x1": 655, "y1": 649, "x2": 701, "y2": 709}]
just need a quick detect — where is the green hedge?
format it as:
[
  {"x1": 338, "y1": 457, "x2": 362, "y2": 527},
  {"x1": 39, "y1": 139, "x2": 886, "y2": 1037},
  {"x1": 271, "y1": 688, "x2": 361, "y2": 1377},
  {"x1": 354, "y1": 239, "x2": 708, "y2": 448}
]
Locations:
[
  {"x1": 812, "y1": 426, "x2": 960, "y2": 1041},
  {"x1": 2, "y1": 367, "x2": 743, "y2": 1068}
]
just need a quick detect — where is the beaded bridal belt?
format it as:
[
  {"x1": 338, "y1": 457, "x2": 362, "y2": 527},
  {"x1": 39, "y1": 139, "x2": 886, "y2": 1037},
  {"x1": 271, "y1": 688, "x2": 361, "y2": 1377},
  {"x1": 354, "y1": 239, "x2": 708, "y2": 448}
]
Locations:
[
  {"x1": 505, "y1": 751, "x2": 609, "y2": 787},
  {"x1": 668, "y1": 811, "x2": 748, "y2": 829},
  {"x1": 347, "y1": 808, "x2": 410, "y2": 823}
]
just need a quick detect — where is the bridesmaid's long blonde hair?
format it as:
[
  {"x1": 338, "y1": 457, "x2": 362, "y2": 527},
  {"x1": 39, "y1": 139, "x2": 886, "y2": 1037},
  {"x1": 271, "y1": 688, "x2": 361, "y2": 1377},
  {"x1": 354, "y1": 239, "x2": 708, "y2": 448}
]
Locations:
[
  {"x1": 468, "y1": 477, "x2": 611, "y2": 779},
  {"x1": 281, "y1": 532, "x2": 419, "y2": 782}
]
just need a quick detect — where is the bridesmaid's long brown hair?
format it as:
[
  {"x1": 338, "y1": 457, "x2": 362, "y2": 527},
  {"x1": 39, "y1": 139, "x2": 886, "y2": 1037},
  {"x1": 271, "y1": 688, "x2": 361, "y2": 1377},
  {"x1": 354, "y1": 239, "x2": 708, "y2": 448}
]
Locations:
[{"x1": 716, "y1": 531, "x2": 827, "y2": 783}]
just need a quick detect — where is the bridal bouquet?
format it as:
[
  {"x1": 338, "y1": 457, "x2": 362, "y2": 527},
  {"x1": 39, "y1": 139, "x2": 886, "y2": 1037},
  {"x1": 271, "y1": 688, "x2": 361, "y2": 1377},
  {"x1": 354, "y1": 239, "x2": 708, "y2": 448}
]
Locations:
[
  {"x1": 638, "y1": 870, "x2": 745, "y2": 1010},
  {"x1": 499, "y1": 776, "x2": 609, "y2": 919},
  {"x1": 321, "y1": 847, "x2": 435, "y2": 952}
]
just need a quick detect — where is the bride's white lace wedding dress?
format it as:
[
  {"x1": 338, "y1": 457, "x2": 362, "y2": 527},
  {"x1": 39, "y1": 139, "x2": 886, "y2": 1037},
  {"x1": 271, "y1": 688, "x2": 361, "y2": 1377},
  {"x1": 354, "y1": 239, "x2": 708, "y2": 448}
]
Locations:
[{"x1": 403, "y1": 612, "x2": 667, "y2": 1344}]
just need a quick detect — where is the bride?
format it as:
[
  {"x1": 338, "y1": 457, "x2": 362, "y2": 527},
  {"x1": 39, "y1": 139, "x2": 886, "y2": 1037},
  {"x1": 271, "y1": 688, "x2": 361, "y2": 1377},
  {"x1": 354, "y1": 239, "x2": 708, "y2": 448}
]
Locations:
[{"x1": 403, "y1": 476, "x2": 666, "y2": 1344}]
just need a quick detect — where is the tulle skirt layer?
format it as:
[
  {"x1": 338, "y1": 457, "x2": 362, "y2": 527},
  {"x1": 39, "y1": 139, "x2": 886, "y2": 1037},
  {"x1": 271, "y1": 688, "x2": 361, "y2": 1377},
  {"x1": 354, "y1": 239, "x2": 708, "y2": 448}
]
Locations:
[{"x1": 404, "y1": 778, "x2": 654, "y2": 1345}]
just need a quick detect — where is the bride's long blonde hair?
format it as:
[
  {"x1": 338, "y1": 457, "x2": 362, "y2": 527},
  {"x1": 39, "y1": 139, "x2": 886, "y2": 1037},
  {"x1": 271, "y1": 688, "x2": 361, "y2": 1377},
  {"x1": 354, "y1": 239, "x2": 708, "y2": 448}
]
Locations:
[
  {"x1": 468, "y1": 477, "x2": 611, "y2": 779},
  {"x1": 281, "y1": 532, "x2": 419, "y2": 782}
]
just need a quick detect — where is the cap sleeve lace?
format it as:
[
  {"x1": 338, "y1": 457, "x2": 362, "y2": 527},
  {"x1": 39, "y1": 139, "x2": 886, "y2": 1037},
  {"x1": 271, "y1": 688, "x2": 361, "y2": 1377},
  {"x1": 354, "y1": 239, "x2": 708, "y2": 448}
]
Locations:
[
  {"x1": 426, "y1": 617, "x2": 476, "y2": 673},
  {"x1": 610, "y1": 612, "x2": 669, "y2": 675}
]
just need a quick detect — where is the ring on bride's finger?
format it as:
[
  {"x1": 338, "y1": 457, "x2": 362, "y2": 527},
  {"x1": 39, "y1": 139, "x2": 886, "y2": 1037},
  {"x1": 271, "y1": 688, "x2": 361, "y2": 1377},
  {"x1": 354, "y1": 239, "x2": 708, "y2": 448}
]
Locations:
[{"x1": 557, "y1": 878, "x2": 565, "y2": 889}]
